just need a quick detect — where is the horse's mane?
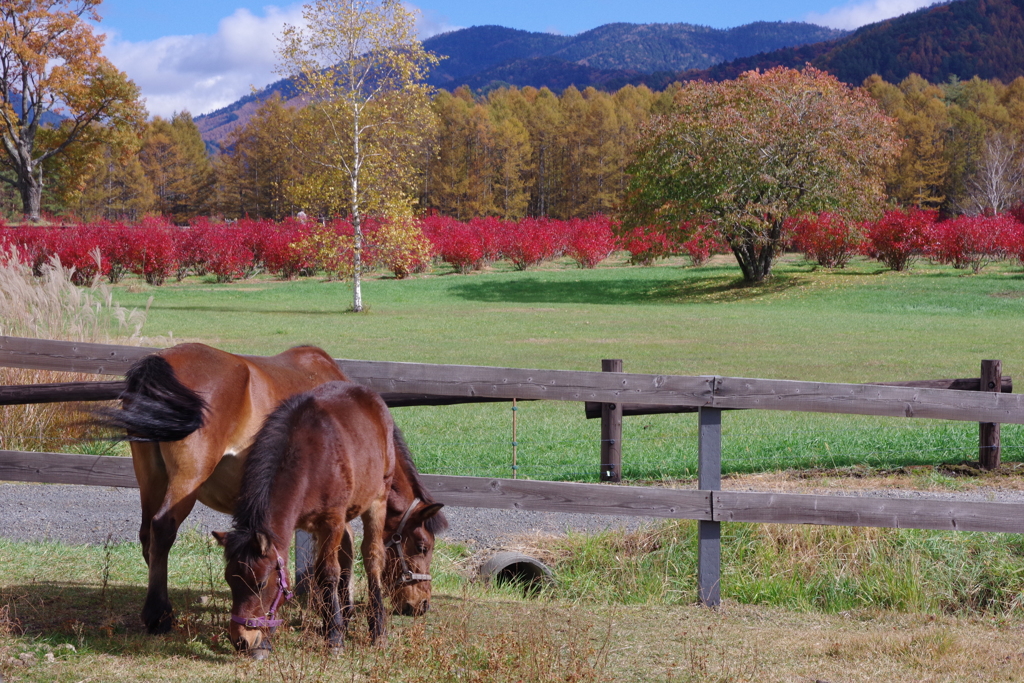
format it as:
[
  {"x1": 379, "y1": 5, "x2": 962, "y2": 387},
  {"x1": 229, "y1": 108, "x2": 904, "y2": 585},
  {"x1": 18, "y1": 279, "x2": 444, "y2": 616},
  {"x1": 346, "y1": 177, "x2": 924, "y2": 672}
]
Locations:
[
  {"x1": 393, "y1": 425, "x2": 448, "y2": 535},
  {"x1": 225, "y1": 392, "x2": 315, "y2": 563}
]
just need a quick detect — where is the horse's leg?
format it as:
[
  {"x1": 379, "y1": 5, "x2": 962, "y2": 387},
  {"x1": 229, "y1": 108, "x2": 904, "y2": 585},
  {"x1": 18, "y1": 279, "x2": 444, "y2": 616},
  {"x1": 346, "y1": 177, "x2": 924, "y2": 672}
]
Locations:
[
  {"x1": 132, "y1": 441, "x2": 193, "y2": 634},
  {"x1": 130, "y1": 441, "x2": 167, "y2": 568},
  {"x1": 140, "y1": 442, "x2": 211, "y2": 634},
  {"x1": 361, "y1": 498, "x2": 388, "y2": 645},
  {"x1": 314, "y1": 526, "x2": 347, "y2": 650}
]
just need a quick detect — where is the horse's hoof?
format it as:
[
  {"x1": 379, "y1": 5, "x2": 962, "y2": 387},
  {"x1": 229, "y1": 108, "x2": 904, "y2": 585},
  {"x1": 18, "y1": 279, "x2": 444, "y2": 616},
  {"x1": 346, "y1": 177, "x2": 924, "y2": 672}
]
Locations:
[{"x1": 144, "y1": 615, "x2": 173, "y2": 635}]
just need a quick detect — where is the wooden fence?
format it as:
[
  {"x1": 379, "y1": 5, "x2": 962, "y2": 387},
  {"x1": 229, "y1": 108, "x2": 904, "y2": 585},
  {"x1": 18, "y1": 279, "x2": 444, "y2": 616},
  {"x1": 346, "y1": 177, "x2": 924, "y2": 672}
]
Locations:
[{"x1": 3, "y1": 335, "x2": 1024, "y2": 607}]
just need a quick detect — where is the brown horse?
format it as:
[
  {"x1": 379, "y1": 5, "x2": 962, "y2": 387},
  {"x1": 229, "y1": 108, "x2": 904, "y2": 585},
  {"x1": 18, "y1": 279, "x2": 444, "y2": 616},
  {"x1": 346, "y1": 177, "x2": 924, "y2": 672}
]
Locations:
[
  {"x1": 212, "y1": 381, "x2": 445, "y2": 657},
  {"x1": 98, "y1": 343, "x2": 445, "y2": 634}
]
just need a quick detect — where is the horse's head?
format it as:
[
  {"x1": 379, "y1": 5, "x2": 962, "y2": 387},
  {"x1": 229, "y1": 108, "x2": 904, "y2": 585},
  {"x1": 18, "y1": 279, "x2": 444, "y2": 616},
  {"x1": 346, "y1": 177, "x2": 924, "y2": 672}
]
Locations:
[
  {"x1": 212, "y1": 530, "x2": 292, "y2": 659},
  {"x1": 383, "y1": 497, "x2": 447, "y2": 616}
]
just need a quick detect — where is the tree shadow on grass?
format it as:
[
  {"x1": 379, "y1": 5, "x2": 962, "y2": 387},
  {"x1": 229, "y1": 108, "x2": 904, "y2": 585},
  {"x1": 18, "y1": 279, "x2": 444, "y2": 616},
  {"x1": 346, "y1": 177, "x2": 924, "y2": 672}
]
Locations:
[{"x1": 450, "y1": 273, "x2": 809, "y2": 305}]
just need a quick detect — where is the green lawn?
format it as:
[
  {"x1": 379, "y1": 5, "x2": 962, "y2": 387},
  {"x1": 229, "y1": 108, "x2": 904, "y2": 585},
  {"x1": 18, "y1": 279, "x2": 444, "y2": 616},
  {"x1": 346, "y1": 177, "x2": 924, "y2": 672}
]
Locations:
[{"x1": 104, "y1": 253, "x2": 1024, "y2": 481}]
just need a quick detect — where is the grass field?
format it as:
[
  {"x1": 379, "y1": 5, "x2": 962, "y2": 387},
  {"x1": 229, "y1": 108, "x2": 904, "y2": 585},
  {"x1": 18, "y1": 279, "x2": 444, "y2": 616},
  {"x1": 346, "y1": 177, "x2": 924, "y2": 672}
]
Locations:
[
  {"x1": 6, "y1": 251, "x2": 1024, "y2": 681},
  {"x1": 97, "y1": 252, "x2": 1024, "y2": 481}
]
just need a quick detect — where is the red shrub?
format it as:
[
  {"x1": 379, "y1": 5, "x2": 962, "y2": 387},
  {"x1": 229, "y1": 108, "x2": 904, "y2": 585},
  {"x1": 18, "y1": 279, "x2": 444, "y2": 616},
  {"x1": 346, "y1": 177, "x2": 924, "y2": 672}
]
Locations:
[
  {"x1": 862, "y1": 209, "x2": 937, "y2": 271},
  {"x1": 422, "y1": 215, "x2": 484, "y2": 273},
  {"x1": 179, "y1": 220, "x2": 216, "y2": 278},
  {"x1": 616, "y1": 225, "x2": 675, "y2": 265},
  {"x1": 994, "y1": 215, "x2": 1024, "y2": 269},
  {"x1": 204, "y1": 226, "x2": 255, "y2": 283},
  {"x1": 91, "y1": 222, "x2": 136, "y2": 284},
  {"x1": 261, "y1": 218, "x2": 313, "y2": 279},
  {"x1": 566, "y1": 215, "x2": 617, "y2": 268},
  {"x1": 50, "y1": 226, "x2": 106, "y2": 284},
  {"x1": 498, "y1": 217, "x2": 560, "y2": 270},
  {"x1": 680, "y1": 224, "x2": 728, "y2": 267},
  {"x1": 789, "y1": 212, "x2": 863, "y2": 268},
  {"x1": 926, "y1": 214, "x2": 1013, "y2": 273},
  {"x1": 127, "y1": 223, "x2": 179, "y2": 286}
]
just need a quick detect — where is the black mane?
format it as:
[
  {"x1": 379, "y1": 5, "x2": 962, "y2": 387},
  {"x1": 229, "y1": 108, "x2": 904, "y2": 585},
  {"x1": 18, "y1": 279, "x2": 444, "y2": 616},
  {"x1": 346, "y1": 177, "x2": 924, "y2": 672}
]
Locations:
[
  {"x1": 393, "y1": 425, "x2": 449, "y2": 535},
  {"x1": 225, "y1": 392, "x2": 315, "y2": 563}
]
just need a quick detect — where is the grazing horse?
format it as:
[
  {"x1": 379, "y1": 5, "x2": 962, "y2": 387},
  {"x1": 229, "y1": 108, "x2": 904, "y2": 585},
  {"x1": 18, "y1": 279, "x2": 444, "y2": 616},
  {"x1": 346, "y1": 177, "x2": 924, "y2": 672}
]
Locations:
[
  {"x1": 212, "y1": 381, "x2": 445, "y2": 657},
  {"x1": 98, "y1": 343, "x2": 445, "y2": 634}
]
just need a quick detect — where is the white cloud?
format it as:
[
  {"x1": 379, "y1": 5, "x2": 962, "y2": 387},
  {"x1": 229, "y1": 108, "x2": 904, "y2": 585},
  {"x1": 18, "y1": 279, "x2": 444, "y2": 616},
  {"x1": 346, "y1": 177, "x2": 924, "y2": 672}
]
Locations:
[
  {"x1": 103, "y1": 5, "x2": 306, "y2": 118},
  {"x1": 103, "y1": 3, "x2": 459, "y2": 120},
  {"x1": 806, "y1": 0, "x2": 938, "y2": 30}
]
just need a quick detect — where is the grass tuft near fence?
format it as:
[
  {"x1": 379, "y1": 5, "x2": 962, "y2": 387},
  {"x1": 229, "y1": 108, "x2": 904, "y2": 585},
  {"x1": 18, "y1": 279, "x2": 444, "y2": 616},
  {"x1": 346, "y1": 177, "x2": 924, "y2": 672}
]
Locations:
[
  {"x1": 0, "y1": 249, "x2": 150, "y2": 453},
  {"x1": 544, "y1": 521, "x2": 1024, "y2": 616}
]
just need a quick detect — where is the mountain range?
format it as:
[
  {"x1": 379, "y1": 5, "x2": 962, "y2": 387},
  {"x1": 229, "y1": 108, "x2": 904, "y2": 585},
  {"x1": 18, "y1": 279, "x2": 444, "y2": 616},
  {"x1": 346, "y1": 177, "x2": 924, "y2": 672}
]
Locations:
[
  {"x1": 196, "y1": 0, "x2": 1024, "y2": 147},
  {"x1": 196, "y1": 20, "x2": 844, "y2": 147}
]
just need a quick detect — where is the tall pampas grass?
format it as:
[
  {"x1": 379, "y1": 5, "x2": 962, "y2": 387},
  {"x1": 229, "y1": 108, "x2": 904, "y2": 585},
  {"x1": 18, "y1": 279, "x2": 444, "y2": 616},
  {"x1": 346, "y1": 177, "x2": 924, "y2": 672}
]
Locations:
[{"x1": 0, "y1": 247, "x2": 150, "y2": 452}]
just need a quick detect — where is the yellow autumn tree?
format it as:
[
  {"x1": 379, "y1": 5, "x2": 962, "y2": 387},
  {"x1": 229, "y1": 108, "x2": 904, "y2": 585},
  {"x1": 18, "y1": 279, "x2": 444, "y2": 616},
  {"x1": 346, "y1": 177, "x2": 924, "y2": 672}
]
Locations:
[
  {"x1": 277, "y1": 0, "x2": 438, "y2": 311},
  {"x1": 0, "y1": 0, "x2": 145, "y2": 221}
]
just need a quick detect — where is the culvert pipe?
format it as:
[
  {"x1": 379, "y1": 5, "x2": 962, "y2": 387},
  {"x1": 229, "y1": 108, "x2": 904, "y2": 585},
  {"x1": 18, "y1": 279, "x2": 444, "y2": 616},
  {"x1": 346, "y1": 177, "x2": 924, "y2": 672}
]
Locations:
[{"x1": 479, "y1": 551, "x2": 554, "y2": 591}]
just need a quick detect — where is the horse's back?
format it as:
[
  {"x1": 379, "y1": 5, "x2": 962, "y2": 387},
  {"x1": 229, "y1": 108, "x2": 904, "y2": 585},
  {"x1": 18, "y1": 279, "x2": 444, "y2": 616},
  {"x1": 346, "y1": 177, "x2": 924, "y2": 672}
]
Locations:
[
  {"x1": 150, "y1": 344, "x2": 349, "y2": 510},
  {"x1": 295, "y1": 382, "x2": 397, "y2": 512}
]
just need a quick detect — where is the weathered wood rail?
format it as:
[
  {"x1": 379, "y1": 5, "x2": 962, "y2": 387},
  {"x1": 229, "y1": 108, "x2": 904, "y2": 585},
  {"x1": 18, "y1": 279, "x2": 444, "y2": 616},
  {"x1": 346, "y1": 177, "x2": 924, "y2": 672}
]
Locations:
[{"x1": 3, "y1": 335, "x2": 1023, "y2": 608}]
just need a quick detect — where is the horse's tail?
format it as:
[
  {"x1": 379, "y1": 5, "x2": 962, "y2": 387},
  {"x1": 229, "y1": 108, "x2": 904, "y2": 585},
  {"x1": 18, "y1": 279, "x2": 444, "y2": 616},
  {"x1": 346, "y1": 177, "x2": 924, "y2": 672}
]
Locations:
[{"x1": 94, "y1": 355, "x2": 208, "y2": 442}]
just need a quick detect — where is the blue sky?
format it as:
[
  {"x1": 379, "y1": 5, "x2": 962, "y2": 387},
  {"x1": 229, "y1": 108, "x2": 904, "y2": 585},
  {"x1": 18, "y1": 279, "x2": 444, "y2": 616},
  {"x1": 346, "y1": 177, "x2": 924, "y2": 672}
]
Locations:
[{"x1": 95, "y1": 0, "x2": 937, "y2": 117}]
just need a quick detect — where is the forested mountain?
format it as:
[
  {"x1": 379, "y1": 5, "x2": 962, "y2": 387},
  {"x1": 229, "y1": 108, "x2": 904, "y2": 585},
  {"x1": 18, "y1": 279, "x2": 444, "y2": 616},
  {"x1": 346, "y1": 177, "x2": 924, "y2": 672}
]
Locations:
[
  {"x1": 689, "y1": 0, "x2": 1024, "y2": 85},
  {"x1": 424, "y1": 21, "x2": 845, "y2": 89},
  {"x1": 195, "y1": 20, "x2": 843, "y2": 146}
]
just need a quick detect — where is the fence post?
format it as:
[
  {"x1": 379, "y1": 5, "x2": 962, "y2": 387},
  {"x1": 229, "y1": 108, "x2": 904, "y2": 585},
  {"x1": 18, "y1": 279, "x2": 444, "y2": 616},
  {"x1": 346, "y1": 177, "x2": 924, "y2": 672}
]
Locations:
[
  {"x1": 697, "y1": 407, "x2": 722, "y2": 608},
  {"x1": 295, "y1": 530, "x2": 314, "y2": 594},
  {"x1": 980, "y1": 359, "x2": 1002, "y2": 470},
  {"x1": 600, "y1": 359, "x2": 623, "y2": 482}
]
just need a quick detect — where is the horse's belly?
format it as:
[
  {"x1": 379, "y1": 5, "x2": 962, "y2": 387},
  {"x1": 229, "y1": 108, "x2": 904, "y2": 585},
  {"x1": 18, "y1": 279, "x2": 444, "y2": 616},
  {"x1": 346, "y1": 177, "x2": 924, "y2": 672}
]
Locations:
[{"x1": 197, "y1": 453, "x2": 245, "y2": 514}]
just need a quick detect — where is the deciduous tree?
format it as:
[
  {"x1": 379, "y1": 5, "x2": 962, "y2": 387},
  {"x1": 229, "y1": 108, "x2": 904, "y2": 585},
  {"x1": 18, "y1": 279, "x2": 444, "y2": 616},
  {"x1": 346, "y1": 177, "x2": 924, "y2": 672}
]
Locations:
[
  {"x1": 624, "y1": 67, "x2": 901, "y2": 282},
  {"x1": 0, "y1": 0, "x2": 145, "y2": 221},
  {"x1": 277, "y1": 0, "x2": 438, "y2": 311}
]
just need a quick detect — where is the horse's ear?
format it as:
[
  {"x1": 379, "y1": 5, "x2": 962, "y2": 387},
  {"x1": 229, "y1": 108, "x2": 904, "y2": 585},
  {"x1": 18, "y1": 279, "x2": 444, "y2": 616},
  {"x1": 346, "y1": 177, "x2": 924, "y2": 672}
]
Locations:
[
  {"x1": 419, "y1": 503, "x2": 444, "y2": 520},
  {"x1": 212, "y1": 531, "x2": 228, "y2": 547},
  {"x1": 255, "y1": 532, "x2": 271, "y2": 555}
]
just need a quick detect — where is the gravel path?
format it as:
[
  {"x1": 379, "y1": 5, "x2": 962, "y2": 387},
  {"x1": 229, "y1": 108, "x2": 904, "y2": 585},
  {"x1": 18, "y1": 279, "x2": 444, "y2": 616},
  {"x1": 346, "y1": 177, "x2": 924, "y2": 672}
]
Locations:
[
  {"x1": 0, "y1": 482, "x2": 646, "y2": 549},
  {"x1": 3, "y1": 481, "x2": 1024, "y2": 550}
]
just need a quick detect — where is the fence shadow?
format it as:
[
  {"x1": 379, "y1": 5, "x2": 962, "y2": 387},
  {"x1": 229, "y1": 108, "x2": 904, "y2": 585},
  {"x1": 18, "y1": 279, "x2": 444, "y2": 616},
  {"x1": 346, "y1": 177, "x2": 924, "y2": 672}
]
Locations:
[{"x1": 450, "y1": 273, "x2": 808, "y2": 305}]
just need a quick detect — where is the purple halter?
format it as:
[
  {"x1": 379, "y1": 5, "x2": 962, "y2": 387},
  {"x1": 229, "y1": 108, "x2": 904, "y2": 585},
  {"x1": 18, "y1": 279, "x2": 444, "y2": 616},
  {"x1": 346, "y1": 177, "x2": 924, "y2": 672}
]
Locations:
[{"x1": 230, "y1": 554, "x2": 294, "y2": 630}]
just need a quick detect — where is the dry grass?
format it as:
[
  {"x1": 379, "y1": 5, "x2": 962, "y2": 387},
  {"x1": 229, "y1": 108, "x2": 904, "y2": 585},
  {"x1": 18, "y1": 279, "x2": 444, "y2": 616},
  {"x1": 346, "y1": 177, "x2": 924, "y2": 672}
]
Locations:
[
  {"x1": 3, "y1": 591, "x2": 1024, "y2": 682},
  {"x1": 0, "y1": 248, "x2": 150, "y2": 452}
]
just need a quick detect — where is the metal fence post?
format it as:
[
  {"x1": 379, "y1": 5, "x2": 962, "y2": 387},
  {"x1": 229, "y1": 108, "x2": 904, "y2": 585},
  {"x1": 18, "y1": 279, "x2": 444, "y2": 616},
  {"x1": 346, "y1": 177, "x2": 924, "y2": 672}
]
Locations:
[
  {"x1": 295, "y1": 530, "x2": 314, "y2": 594},
  {"x1": 697, "y1": 407, "x2": 722, "y2": 608},
  {"x1": 600, "y1": 359, "x2": 623, "y2": 482}
]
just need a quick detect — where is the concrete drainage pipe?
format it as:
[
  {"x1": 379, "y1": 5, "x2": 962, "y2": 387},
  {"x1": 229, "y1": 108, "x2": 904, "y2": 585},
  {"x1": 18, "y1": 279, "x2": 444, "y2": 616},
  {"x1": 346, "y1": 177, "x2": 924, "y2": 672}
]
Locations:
[{"x1": 479, "y1": 551, "x2": 553, "y2": 593}]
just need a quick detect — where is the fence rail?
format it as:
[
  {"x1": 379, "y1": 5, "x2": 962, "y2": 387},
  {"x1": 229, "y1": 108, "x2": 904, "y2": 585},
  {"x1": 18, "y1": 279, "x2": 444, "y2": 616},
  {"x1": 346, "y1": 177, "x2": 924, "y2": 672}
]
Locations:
[
  {"x1": 3, "y1": 336, "x2": 1023, "y2": 608},
  {"x1": 2, "y1": 336, "x2": 1021, "y2": 423},
  {"x1": 3, "y1": 450, "x2": 1024, "y2": 534}
]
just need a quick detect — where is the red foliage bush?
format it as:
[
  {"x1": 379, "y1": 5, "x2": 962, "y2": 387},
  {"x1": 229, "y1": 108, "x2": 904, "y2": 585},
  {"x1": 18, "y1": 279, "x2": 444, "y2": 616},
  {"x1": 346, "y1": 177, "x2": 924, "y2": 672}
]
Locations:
[
  {"x1": 617, "y1": 225, "x2": 675, "y2": 266},
  {"x1": 789, "y1": 212, "x2": 862, "y2": 269},
  {"x1": 499, "y1": 217, "x2": 563, "y2": 270},
  {"x1": 862, "y1": 209, "x2": 937, "y2": 271},
  {"x1": 126, "y1": 221, "x2": 179, "y2": 286},
  {"x1": 422, "y1": 215, "x2": 484, "y2": 273},
  {"x1": 203, "y1": 223, "x2": 256, "y2": 283},
  {"x1": 680, "y1": 224, "x2": 728, "y2": 267},
  {"x1": 50, "y1": 226, "x2": 106, "y2": 284},
  {"x1": 926, "y1": 214, "x2": 1014, "y2": 273},
  {"x1": 566, "y1": 215, "x2": 617, "y2": 268},
  {"x1": 259, "y1": 218, "x2": 312, "y2": 279}
]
